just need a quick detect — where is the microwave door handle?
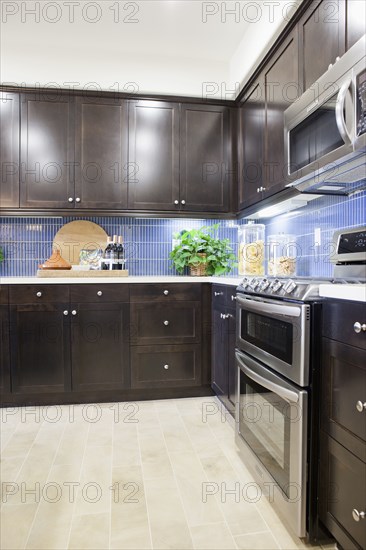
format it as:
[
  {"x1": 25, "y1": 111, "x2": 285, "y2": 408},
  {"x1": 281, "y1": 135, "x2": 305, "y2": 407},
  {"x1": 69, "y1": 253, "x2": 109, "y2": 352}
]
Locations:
[
  {"x1": 236, "y1": 294, "x2": 301, "y2": 318},
  {"x1": 335, "y1": 78, "x2": 353, "y2": 145},
  {"x1": 236, "y1": 352, "x2": 299, "y2": 404}
]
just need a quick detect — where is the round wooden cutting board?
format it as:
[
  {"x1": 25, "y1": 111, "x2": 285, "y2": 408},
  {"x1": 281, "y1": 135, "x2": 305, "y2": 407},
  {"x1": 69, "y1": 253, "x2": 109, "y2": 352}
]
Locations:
[{"x1": 53, "y1": 221, "x2": 108, "y2": 265}]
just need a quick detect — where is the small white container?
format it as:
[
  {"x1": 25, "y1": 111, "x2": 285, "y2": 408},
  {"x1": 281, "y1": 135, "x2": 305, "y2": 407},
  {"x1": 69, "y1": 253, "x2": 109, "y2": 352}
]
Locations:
[
  {"x1": 238, "y1": 223, "x2": 265, "y2": 276},
  {"x1": 267, "y1": 234, "x2": 297, "y2": 277}
]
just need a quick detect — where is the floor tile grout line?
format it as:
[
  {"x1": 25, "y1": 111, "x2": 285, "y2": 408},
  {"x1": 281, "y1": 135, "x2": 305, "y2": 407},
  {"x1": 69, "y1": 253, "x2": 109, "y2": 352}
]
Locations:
[
  {"x1": 155, "y1": 399, "x2": 197, "y2": 550},
  {"x1": 23, "y1": 416, "x2": 69, "y2": 550},
  {"x1": 64, "y1": 414, "x2": 92, "y2": 550},
  {"x1": 163, "y1": 397, "x2": 239, "y2": 550},
  {"x1": 135, "y1": 400, "x2": 154, "y2": 550}
]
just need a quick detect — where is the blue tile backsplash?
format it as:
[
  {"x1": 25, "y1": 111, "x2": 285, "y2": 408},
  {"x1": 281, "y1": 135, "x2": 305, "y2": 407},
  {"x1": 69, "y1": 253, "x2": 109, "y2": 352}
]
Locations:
[{"x1": 0, "y1": 190, "x2": 365, "y2": 278}]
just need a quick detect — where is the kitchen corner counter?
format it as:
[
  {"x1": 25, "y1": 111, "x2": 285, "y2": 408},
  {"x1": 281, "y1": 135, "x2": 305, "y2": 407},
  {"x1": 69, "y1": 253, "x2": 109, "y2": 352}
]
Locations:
[
  {"x1": 319, "y1": 284, "x2": 366, "y2": 303},
  {"x1": 0, "y1": 275, "x2": 243, "y2": 286}
]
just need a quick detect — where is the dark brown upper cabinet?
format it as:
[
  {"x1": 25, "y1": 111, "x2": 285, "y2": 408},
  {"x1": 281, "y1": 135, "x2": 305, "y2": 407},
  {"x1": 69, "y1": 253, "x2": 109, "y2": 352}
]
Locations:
[
  {"x1": 0, "y1": 92, "x2": 20, "y2": 208},
  {"x1": 180, "y1": 104, "x2": 230, "y2": 212},
  {"x1": 238, "y1": 77, "x2": 265, "y2": 210},
  {"x1": 298, "y1": 0, "x2": 346, "y2": 92},
  {"x1": 346, "y1": 0, "x2": 366, "y2": 50},
  {"x1": 75, "y1": 97, "x2": 128, "y2": 209},
  {"x1": 128, "y1": 100, "x2": 180, "y2": 211},
  {"x1": 20, "y1": 93, "x2": 75, "y2": 208},
  {"x1": 264, "y1": 27, "x2": 299, "y2": 198}
]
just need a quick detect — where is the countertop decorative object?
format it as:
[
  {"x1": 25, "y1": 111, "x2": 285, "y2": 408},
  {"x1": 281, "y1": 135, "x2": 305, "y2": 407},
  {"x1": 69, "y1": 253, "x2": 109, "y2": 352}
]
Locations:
[
  {"x1": 52, "y1": 220, "x2": 108, "y2": 264},
  {"x1": 38, "y1": 249, "x2": 72, "y2": 270}
]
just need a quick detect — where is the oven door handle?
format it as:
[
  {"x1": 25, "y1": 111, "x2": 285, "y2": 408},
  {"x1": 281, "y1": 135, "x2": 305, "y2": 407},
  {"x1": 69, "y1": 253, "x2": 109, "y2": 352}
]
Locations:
[
  {"x1": 236, "y1": 294, "x2": 301, "y2": 318},
  {"x1": 236, "y1": 352, "x2": 299, "y2": 404}
]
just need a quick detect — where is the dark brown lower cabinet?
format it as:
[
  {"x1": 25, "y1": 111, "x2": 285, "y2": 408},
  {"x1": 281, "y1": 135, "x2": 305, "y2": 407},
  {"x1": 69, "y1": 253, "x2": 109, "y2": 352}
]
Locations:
[
  {"x1": 319, "y1": 435, "x2": 366, "y2": 550},
  {"x1": 211, "y1": 285, "x2": 237, "y2": 415},
  {"x1": 10, "y1": 303, "x2": 71, "y2": 394},
  {"x1": 71, "y1": 302, "x2": 129, "y2": 392},
  {"x1": 131, "y1": 344, "x2": 201, "y2": 389},
  {"x1": 0, "y1": 302, "x2": 10, "y2": 395}
]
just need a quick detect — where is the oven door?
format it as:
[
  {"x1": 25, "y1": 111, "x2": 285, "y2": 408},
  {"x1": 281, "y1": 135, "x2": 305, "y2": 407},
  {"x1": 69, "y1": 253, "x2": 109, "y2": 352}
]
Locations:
[
  {"x1": 236, "y1": 294, "x2": 310, "y2": 387},
  {"x1": 235, "y1": 350, "x2": 308, "y2": 538}
]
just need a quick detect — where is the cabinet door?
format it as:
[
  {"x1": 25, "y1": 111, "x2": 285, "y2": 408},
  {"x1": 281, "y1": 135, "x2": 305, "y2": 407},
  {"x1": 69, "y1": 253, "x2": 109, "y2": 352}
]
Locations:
[
  {"x1": 227, "y1": 306, "x2": 237, "y2": 409},
  {"x1": 211, "y1": 306, "x2": 228, "y2": 398},
  {"x1": 346, "y1": 0, "x2": 366, "y2": 50},
  {"x1": 10, "y1": 304, "x2": 71, "y2": 394},
  {"x1": 75, "y1": 97, "x2": 128, "y2": 209},
  {"x1": 128, "y1": 100, "x2": 179, "y2": 210},
  {"x1": 238, "y1": 78, "x2": 265, "y2": 210},
  {"x1": 298, "y1": 0, "x2": 346, "y2": 91},
  {"x1": 0, "y1": 305, "x2": 10, "y2": 396},
  {"x1": 71, "y1": 302, "x2": 129, "y2": 392},
  {"x1": 264, "y1": 28, "x2": 299, "y2": 197},
  {"x1": 180, "y1": 104, "x2": 230, "y2": 212},
  {"x1": 20, "y1": 94, "x2": 75, "y2": 208},
  {"x1": 319, "y1": 434, "x2": 366, "y2": 550},
  {"x1": 0, "y1": 92, "x2": 20, "y2": 208}
]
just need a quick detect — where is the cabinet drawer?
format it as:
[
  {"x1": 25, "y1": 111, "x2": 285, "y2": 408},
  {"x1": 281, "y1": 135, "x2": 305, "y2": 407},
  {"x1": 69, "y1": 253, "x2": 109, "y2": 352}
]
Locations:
[
  {"x1": 9, "y1": 285, "x2": 69, "y2": 304},
  {"x1": 130, "y1": 283, "x2": 201, "y2": 302},
  {"x1": 323, "y1": 301, "x2": 366, "y2": 350},
  {"x1": 130, "y1": 302, "x2": 201, "y2": 345},
  {"x1": 0, "y1": 286, "x2": 8, "y2": 305},
  {"x1": 70, "y1": 284, "x2": 129, "y2": 303},
  {"x1": 319, "y1": 435, "x2": 366, "y2": 550},
  {"x1": 322, "y1": 338, "x2": 366, "y2": 460},
  {"x1": 131, "y1": 344, "x2": 201, "y2": 389}
]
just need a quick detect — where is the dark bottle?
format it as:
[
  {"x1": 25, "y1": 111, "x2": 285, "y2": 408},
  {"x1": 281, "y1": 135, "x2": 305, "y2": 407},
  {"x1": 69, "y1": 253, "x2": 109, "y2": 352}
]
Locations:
[
  {"x1": 117, "y1": 236, "x2": 124, "y2": 270},
  {"x1": 102, "y1": 236, "x2": 113, "y2": 270},
  {"x1": 111, "y1": 235, "x2": 119, "y2": 270}
]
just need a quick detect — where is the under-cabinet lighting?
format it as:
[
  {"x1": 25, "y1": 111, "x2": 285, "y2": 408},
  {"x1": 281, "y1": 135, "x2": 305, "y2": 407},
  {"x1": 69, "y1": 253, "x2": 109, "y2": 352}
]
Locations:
[{"x1": 246, "y1": 194, "x2": 319, "y2": 220}]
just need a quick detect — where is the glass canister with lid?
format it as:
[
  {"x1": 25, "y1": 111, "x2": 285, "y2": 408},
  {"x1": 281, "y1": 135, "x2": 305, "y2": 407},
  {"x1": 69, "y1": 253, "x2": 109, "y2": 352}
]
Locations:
[
  {"x1": 267, "y1": 233, "x2": 297, "y2": 277},
  {"x1": 238, "y1": 223, "x2": 265, "y2": 276}
]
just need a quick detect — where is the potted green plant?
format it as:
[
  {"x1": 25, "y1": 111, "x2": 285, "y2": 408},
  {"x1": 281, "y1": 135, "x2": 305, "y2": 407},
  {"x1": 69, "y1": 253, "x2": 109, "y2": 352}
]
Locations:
[
  {"x1": 170, "y1": 224, "x2": 237, "y2": 276},
  {"x1": 0, "y1": 247, "x2": 3, "y2": 264}
]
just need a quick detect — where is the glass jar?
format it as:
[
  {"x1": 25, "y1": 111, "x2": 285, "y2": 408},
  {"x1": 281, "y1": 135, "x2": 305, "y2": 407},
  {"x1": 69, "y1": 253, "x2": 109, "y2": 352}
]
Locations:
[
  {"x1": 267, "y1": 234, "x2": 297, "y2": 277},
  {"x1": 238, "y1": 223, "x2": 265, "y2": 276}
]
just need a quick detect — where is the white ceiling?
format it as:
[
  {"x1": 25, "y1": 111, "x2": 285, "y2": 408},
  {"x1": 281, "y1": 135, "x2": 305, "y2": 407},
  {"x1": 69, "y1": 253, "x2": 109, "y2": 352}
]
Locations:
[{"x1": 0, "y1": 0, "x2": 303, "y2": 99}]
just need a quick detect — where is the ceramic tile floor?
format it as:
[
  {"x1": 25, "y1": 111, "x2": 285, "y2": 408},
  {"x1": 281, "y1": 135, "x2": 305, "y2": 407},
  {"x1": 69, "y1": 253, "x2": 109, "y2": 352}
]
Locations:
[{"x1": 0, "y1": 396, "x2": 337, "y2": 550}]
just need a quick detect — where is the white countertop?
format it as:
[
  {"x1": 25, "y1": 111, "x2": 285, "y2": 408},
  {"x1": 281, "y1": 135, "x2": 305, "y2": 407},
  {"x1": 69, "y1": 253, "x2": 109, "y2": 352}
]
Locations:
[
  {"x1": 319, "y1": 284, "x2": 366, "y2": 303},
  {"x1": 0, "y1": 275, "x2": 243, "y2": 287}
]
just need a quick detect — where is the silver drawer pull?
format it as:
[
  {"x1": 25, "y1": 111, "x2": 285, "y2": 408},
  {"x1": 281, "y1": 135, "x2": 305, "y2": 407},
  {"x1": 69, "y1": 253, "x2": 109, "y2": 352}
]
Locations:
[
  {"x1": 163, "y1": 364, "x2": 169, "y2": 370},
  {"x1": 356, "y1": 401, "x2": 366, "y2": 413},
  {"x1": 163, "y1": 320, "x2": 169, "y2": 326},
  {"x1": 352, "y1": 509, "x2": 365, "y2": 522},
  {"x1": 353, "y1": 322, "x2": 366, "y2": 333},
  {"x1": 214, "y1": 291, "x2": 223, "y2": 297},
  {"x1": 36, "y1": 291, "x2": 42, "y2": 298},
  {"x1": 163, "y1": 290, "x2": 169, "y2": 296},
  {"x1": 231, "y1": 295, "x2": 237, "y2": 301},
  {"x1": 71, "y1": 310, "x2": 77, "y2": 316},
  {"x1": 63, "y1": 310, "x2": 69, "y2": 316},
  {"x1": 97, "y1": 291, "x2": 103, "y2": 297}
]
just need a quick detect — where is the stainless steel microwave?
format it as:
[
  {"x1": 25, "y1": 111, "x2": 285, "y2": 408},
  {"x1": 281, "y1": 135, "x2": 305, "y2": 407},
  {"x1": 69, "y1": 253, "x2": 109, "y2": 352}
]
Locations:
[{"x1": 284, "y1": 35, "x2": 366, "y2": 195}]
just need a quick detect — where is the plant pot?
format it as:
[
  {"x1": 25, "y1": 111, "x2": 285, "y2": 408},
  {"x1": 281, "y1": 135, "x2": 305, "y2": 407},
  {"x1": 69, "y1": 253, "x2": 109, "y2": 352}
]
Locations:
[{"x1": 189, "y1": 253, "x2": 207, "y2": 276}]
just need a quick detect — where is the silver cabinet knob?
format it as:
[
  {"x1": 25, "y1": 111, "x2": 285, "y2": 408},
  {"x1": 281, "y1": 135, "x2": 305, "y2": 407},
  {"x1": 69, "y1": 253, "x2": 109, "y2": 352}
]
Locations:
[
  {"x1": 163, "y1": 290, "x2": 169, "y2": 295},
  {"x1": 163, "y1": 364, "x2": 169, "y2": 370},
  {"x1": 97, "y1": 291, "x2": 103, "y2": 296},
  {"x1": 174, "y1": 200, "x2": 179, "y2": 205},
  {"x1": 75, "y1": 197, "x2": 81, "y2": 203},
  {"x1": 352, "y1": 509, "x2": 365, "y2": 522},
  {"x1": 214, "y1": 291, "x2": 223, "y2": 297},
  {"x1": 68, "y1": 197, "x2": 74, "y2": 203},
  {"x1": 257, "y1": 188, "x2": 260, "y2": 193},
  {"x1": 220, "y1": 313, "x2": 224, "y2": 319},
  {"x1": 353, "y1": 322, "x2": 366, "y2": 333},
  {"x1": 163, "y1": 320, "x2": 169, "y2": 326},
  {"x1": 71, "y1": 310, "x2": 77, "y2": 316},
  {"x1": 262, "y1": 187, "x2": 266, "y2": 192},
  {"x1": 356, "y1": 401, "x2": 366, "y2": 413},
  {"x1": 36, "y1": 291, "x2": 42, "y2": 298},
  {"x1": 63, "y1": 310, "x2": 69, "y2": 316},
  {"x1": 231, "y1": 295, "x2": 236, "y2": 301},
  {"x1": 181, "y1": 200, "x2": 186, "y2": 205}
]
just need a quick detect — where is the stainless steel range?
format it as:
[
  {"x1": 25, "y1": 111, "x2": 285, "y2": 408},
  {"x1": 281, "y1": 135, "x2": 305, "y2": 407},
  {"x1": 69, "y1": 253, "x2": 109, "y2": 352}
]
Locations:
[
  {"x1": 235, "y1": 227, "x2": 366, "y2": 541},
  {"x1": 235, "y1": 276, "x2": 327, "y2": 539}
]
